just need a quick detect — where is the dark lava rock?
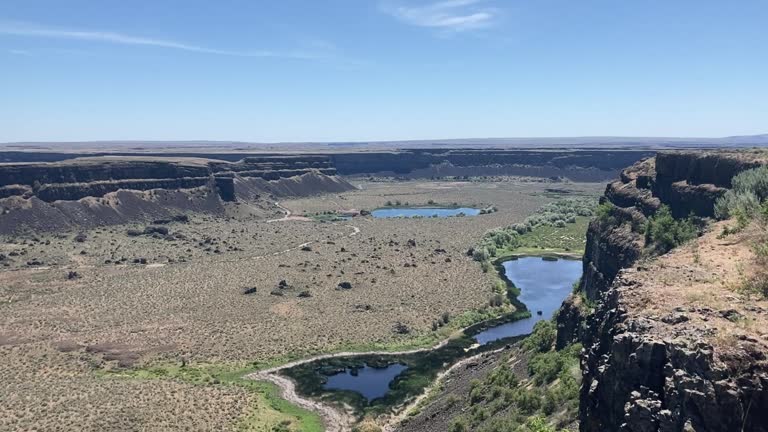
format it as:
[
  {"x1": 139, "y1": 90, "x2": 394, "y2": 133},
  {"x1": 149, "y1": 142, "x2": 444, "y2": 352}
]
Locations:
[
  {"x1": 338, "y1": 281, "x2": 353, "y2": 290},
  {"x1": 301, "y1": 245, "x2": 312, "y2": 252},
  {"x1": 269, "y1": 289, "x2": 284, "y2": 297},
  {"x1": 144, "y1": 226, "x2": 169, "y2": 236},
  {"x1": 298, "y1": 290, "x2": 312, "y2": 298},
  {"x1": 74, "y1": 233, "x2": 87, "y2": 242},
  {"x1": 720, "y1": 309, "x2": 744, "y2": 322},
  {"x1": 393, "y1": 322, "x2": 411, "y2": 334},
  {"x1": 67, "y1": 271, "x2": 80, "y2": 280},
  {"x1": 661, "y1": 312, "x2": 690, "y2": 324},
  {"x1": 242, "y1": 287, "x2": 257, "y2": 295},
  {"x1": 407, "y1": 239, "x2": 417, "y2": 247}
]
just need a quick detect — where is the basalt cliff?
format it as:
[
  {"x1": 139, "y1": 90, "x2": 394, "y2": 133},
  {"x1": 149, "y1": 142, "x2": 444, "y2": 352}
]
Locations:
[
  {"x1": 0, "y1": 155, "x2": 354, "y2": 234},
  {"x1": 557, "y1": 151, "x2": 768, "y2": 431},
  {"x1": 1, "y1": 148, "x2": 653, "y2": 182}
]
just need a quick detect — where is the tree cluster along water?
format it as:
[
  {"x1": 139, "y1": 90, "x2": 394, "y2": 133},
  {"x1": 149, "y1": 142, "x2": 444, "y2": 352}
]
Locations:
[
  {"x1": 371, "y1": 207, "x2": 481, "y2": 218},
  {"x1": 317, "y1": 257, "x2": 583, "y2": 400}
]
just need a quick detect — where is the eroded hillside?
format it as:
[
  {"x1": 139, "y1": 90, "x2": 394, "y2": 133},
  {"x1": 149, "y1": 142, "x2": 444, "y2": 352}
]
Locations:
[{"x1": 0, "y1": 156, "x2": 354, "y2": 234}]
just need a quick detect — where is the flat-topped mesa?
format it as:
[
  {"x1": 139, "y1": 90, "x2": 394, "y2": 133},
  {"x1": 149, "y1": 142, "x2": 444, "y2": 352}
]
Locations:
[
  {"x1": 556, "y1": 150, "x2": 768, "y2": 432},
  {"x1": 0, "y1": 156, "x2": 345, "y2": 203},
  {"x1": 329, "y1": 149, "x2": 654, "y2": 181},
  {"x1": 0, "y1": 159, "x2": 210, "y2": 188},
  {"x1": 0, "y1": 156, "x2": 355, "y2": 234}
]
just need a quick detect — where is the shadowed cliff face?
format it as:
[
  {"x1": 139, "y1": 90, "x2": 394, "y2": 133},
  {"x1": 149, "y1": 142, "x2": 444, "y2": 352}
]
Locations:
[
  {"x1": 0, "y1": 156, "x2": 355, "y2": 234},
  {"x1": 329, "y1": 149, "x2": 654, "y2": 181},
  {"x1": 558, "y1": 150, "x2": 768, "y2": 432},
  {"x1": 0, "y1": 149, "x2": 655, "y2": 182}
]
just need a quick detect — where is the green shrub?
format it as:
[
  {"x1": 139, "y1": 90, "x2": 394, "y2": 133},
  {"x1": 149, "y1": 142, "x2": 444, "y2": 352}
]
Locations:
[
  {"x1": 528, "y1": 351, "x2": 564, "y2": 385},
  {"x1": 596, "y1": 202, "x2": 617, "y2": 226},
  {"x1": 481, "y1": 261, "x2": 492, "y2": 273},
  {"x1": 522, "y1": 320, "x2": 556, "y2": 353},
  {"x1": 449, "y1": 418, "x2": 468, "y2": 432},
  {"x1": 473, "y1": 248, "x2": 490, "y2": 262},
  {"x1": 715, "y1": 166, "x2": 768, "y2": 220},
  {"x1": 514, "y1": 390, "x2": 541, "y2": 414},
  {"x1": 644, "y1": 205, "x2": 697, "y2": 253},
  {"x1": 521, "y1": 416, "x2": 558, "y2": 432}
]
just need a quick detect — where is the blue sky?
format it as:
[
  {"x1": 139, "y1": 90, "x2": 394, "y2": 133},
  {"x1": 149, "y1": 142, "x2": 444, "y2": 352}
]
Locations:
[{"x1": 1, "y1": 0, "x2": 767, "y2": 142}]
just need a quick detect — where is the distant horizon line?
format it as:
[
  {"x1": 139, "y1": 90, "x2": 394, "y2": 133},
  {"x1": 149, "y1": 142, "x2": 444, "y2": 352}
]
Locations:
[{"x1": 3, "y1": 133, "x2": 768, "y2": 146}]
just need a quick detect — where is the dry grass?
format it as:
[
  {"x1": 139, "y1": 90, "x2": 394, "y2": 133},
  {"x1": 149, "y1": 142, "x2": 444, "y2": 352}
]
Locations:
[
  {"x1": 0, "y1": 179, "x2": 603, "y2": 431},
  {"x1": 618, "y1": 220, "x2": 768, "y2": 359}
]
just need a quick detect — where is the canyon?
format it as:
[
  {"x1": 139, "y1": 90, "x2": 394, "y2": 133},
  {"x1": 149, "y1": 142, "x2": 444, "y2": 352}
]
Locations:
[{"x1": 1, "y1": 145, "x2": 767, "y2": 432}]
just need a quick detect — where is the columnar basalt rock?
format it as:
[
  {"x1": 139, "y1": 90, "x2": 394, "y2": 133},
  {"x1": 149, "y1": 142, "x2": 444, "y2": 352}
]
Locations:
[
  {"x1": 579, "y1": 273, "x2": 768, "y2": 432},
  {"x1": 557, "y1": 150, "x2": 768, "y2": 432}
]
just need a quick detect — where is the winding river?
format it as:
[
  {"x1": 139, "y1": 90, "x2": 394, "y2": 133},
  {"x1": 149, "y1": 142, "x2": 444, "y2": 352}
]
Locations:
[
  {"x1": 312, "y1": 257, "x2": 582, "y2": 404},
  {"x1": 250, "y1": 256, "x2": 583, "y2": 431}
]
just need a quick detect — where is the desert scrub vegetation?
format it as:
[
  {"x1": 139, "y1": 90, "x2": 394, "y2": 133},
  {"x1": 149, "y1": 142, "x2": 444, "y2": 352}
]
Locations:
[
  {"x1": 100, "y1": 363, "x2": 324, "y2": 432},
  {"x1": 473, "y1": 197, "x2": 596, "y2": 262},
  {"x1": 712, "y1": 166, "x2": 768, "y2": 298},
  {"x1": 643, "y1": 205, "x2": 699, "y2": 254},
  {"x1": 448, "y1": 321, "x2": 580, "y2": 432},
  {"x1": 715, "y1": 165, "x2": 768, "y2": 223}
]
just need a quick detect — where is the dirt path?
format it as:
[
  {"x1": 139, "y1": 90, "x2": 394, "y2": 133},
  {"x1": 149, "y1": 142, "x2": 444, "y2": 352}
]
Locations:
[
  {"x1": 248, "y1": 370, "x2": 355, "y2": 432},
  {"x1": 244, "y1": 338, "x2": 456, "y2": 432},
  {"x1": 268, "y1": 201, "x2": 312, "y2": 223}
]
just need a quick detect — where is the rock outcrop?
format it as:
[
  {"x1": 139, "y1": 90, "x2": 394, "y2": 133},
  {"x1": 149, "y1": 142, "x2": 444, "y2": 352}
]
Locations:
[
  {"x1": 577, "y1": 151, "x2": 765, "y2": 305},
  {"x1": 559, "y1": 150, "x2": 768, "y2": 432},
  {"x1": 0, "y1": 156, "x2": 355, "y2": 234},
  {"x1": 580, "y1": 259, "x2": 768, "y2": 432}
]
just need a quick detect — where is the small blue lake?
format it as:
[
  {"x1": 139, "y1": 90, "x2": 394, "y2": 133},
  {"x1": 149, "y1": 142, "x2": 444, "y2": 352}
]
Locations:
[
  {"x1": 323, "y1": 364, "x2": 408, "y2": 401},
  {"x1": 371, "y1": 207, "x2": 481, "y2": 218},
  {"x1": 474, "y1": 257, "x2": 582, "y2": 345},
  {"x1": 311, "y1": 257, "x2": 581, "y2": 402}
]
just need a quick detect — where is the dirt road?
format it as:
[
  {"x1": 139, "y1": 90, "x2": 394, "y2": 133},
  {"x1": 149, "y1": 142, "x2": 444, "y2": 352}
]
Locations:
[{"x1": 244, "y1": 338, "x2": 456, "y2": 432}]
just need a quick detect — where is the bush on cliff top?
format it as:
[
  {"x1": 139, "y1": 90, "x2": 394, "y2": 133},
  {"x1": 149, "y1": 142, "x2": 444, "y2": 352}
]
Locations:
[
  {"x1": 644, "y1": 205, "x2": 698, "y2": 254},
  {"x1": 715, "y1": 166, "x2": 768, "y2": 221}
]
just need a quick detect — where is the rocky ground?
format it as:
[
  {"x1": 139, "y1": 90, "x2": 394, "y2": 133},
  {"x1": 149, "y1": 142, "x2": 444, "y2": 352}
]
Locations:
[
  {"x1": 581, "y1": 222, "x2": 768, "y2": 432},
  {"x1": 0, "y1": 178, "x2": 602, "y2": 431},
  {"x1": 394, "y1": 347, "x2": 525, "y2": 432}
]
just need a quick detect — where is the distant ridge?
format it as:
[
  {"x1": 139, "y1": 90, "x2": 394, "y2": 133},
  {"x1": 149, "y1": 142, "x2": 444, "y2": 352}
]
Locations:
[{"x1": 2, "y1": 134, "x2": 768, "y2": 153}]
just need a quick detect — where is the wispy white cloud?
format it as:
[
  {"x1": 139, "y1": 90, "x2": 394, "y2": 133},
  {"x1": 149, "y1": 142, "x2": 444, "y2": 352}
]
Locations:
[
  {"x1": 382, "y1": 0, "x2": 497, "y2": 32},
  {"x1": 0, "y1": 21, "x2": 328, "y2": 60}
]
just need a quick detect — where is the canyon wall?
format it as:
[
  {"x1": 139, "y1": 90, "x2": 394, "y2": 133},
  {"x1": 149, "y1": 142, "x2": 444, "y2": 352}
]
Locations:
[
  {"x1": 557, "y1": 151, "x2": 768, "y2": 431},
  {"x1": 0, "y1": 156, "x2": 355, "y2": 234},
  {"x1": 0, "y1": 149, "x2": 654, "y2": 181}
]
